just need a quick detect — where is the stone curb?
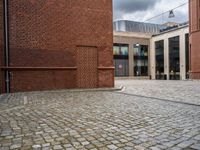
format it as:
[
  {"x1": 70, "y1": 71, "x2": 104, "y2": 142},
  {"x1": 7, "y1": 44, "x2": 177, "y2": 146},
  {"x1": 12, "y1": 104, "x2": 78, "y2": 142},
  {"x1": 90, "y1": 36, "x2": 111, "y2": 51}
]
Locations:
[
  {"x1": 0, "y1": 85, "x2": 124, "y2": 97},
  {"x1": 114, "y1": 91, "x2": 200, "y2": 107}
]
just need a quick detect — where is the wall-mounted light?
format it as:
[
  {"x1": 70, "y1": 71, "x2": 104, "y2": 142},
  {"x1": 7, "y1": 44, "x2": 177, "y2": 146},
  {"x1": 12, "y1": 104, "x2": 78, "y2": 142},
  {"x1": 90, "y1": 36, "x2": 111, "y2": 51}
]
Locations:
[{"x1": 135, "y1": 43, "x2": 140, "y2": 47}]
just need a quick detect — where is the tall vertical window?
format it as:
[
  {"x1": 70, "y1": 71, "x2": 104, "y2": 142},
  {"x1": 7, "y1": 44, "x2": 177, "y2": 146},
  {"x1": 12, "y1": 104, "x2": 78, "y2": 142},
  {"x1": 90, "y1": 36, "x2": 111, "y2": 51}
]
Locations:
[
  {"x1": 169, "y1": 36, "x2": 180, "y2": 80},
  {"x1": 155, "y1": 40, "x2": 164, "y2": 79},
  {"x1": 185, "y1": 34, "x2": 189, "y2": 79},
  {"x1": 133, "y1": 44, "x2": 148, "y2": 76},
  {"x1": 113, "y1": 44, "x2": 129, "y2": 77}
]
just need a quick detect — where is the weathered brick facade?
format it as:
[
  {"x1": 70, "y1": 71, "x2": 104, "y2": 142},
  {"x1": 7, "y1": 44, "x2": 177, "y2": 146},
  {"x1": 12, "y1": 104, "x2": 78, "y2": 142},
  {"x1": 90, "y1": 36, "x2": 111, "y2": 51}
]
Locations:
[
  {"x1": 189, "y1": 0, "x2": 200, "y2": 79},
  {"x1": 0, "y1": 0, "x2": 114, "y2": 93}
]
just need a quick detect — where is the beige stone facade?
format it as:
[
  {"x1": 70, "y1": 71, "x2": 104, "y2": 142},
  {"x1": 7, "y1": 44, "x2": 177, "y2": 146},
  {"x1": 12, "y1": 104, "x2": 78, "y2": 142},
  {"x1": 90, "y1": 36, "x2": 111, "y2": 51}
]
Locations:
[
  {"x1": 150, "y1": 26, "x2": 189, "y2": 80},
  {"x1": 113, "y1": 31, "x2": 151, "y2": 78},
  {"x1": 113, "y1": 26, "x2": 189, "y2": 80}
]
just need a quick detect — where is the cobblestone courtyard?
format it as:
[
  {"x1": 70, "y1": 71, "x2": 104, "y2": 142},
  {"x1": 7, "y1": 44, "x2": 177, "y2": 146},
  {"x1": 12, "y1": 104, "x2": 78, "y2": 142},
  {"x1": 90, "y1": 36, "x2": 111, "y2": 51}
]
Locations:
[{"x1": 0, "y1": 80, "x2": 200, "y2": 150}]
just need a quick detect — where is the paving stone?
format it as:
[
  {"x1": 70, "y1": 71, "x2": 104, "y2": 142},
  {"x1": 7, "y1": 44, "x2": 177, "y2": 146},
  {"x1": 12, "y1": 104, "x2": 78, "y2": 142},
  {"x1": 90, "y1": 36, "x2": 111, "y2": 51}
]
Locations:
[
  {"x1": 85, "y1": 144, "x2": 96, "y2": 149},
  {"x1": 1, "y1": 130, "x2": 12, "y2": 137},
  {"x1": 42, "y1": 143, "x2": 50, "y2": 147},
  {"x1": 0, "y1": 147, "x2": 9, "y2": 150},
  {"x1": 10, "y1": 144, "x2": 22, "y2": 149},
  {"x1": 0, "y1": 80, "x2": 200, "y2": 150},
  {"x1": 190, "y1": 144, "x2": 200, "y2": 150},
  {"x1": 53, "y1": 145, "x2": 63, "y2": 150},
  {"x1": 170, "y1": 147, "x2": 182, "y2": 150},
  {"x1": 32, "y1": 144, "x2": 42, "y2": 150},
  {"x1": 194, "y1": 135, "x2": 200, "y2": 140},
  {"x1": 107, "y1": 144, "x2": 118, "y2": 150},
  {"x1": 177, "y1": 140, "x2": 195, "y2": 148},
  {"x1": 150, "y1": 147, "x2": 161, "y2": 150},
  {"x1": 81, "y1": 141, "x2": 90, "y2": 146},
  {"x1": 134, "y1": 145, "x2": 145, "y2": 150},
  {"x1": 111, "y1": 140, "x2": 120, "y2": 144},
  {"x1": 42, "y1": 147, "x2": 50, "y2": 150},
  {"x1": 63, "y1": 144, "x2": 73, "y2": 148}
]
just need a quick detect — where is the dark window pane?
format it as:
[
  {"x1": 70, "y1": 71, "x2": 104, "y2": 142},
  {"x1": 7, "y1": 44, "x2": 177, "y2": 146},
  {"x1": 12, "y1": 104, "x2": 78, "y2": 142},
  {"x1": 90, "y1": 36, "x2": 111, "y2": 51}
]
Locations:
[
  {"x1": 169, "y1": 36, "x2": 180, "y2": 80},
  {"x1": 155, "y1": 40, "x2": 164, "y2": 79},
  {"x1": 114, "y1": 59, "x2": 129, "y2": 77},
  {"x1": 185, "y1": 34, "x2": 189, "y2": 79},
  {"x1": 133, "y1": 44, "x2": 148, "y2": 76},
  {"x1": 113, "y1": 44, "x2": 129, "y2": 56},
  {"x1": 113, "y1": 44, "x2": 129, "y2": 76}
]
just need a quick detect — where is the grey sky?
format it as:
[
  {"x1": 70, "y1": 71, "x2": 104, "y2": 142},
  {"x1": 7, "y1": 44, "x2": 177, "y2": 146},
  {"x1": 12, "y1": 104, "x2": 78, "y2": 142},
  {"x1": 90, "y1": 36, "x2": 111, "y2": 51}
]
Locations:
[{"x1": 113, "y1": 0, "x2": 189, "y2": 24}]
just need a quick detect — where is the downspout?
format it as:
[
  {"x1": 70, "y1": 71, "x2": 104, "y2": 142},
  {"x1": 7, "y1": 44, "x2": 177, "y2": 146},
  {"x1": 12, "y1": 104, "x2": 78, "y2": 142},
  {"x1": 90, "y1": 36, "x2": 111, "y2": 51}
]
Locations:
[{"x1": 3, "y1": 0, "x2": 10, "y2": 93}]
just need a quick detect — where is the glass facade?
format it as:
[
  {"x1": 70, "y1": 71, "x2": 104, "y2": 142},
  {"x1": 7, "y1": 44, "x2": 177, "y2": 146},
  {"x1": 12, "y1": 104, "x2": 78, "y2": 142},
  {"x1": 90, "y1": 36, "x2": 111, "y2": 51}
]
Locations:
[
  {"x1": 113, "y1": 44, "x2": 129, "y2": 77},
  {"x1": 185, "y1": 34, "x2": 189, "y2": 79},
  {"x1": 134, "y1": 44, "x2": 148, "y2": 76},
  {"x1": 155, "y1": 40, "x2": 165, "y2": 79},
  {"x1": 169, "y1": 36, "x2": 180, "y2": 80}
]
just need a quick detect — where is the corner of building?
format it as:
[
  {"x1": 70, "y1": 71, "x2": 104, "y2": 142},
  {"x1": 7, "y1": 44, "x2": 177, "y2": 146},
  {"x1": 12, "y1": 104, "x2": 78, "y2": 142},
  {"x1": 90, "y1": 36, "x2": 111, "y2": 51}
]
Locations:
[{"x1": 0, "y1": 0, "x2": 4, "y2": 94}]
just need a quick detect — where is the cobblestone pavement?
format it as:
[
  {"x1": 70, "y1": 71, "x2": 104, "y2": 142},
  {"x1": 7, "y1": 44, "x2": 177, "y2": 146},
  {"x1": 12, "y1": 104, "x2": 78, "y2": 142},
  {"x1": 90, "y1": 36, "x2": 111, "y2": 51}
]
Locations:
[
  {"x1": 0, "y1": 80, "x2": 200, "y2": 150},
  {"x1": 116, "y1": 80, "x2": 200, "y2": 106}
]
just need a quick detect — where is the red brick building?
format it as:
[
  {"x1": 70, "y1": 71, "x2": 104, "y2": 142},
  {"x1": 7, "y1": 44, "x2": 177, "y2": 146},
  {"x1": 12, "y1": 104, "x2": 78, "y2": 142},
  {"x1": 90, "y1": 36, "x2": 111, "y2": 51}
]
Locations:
[
  {"x1": 189, "y1": 0, "x2": 200, "y2": 79},
  {"x1": 0, "y1": 0, "x2": 114, "y2": 93}
]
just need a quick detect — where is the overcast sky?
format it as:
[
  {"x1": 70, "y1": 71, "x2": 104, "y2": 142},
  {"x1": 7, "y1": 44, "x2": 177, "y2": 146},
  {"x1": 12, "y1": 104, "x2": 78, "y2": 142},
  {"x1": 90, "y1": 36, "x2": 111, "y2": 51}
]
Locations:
[{"x1": 113, "y1": 0, "x2": 189, "y2": 24}]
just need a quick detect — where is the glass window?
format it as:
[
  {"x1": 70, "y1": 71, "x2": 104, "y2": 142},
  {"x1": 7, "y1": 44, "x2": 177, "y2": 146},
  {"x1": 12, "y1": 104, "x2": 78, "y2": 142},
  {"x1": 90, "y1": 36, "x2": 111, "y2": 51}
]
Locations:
[
  {"x1": 113, "y1": 44, "x2": 128, "y2": 56},
  {"x1": 113, "y1": 46, "x2": 120, "y2": 55},
  {"x1": 113, "y1": 44, "x2": 129, "y2": 77},
  {"x1": 133, "y1": 44, "x2": 148, "y2": 76},
  {"x1": 120, "y1": 46, "x2": 129, "y2": 55},
  {"x1": 185, "y1": 34, "x2": 189, "y2": 79},
  {"x1": 169, "y1": 36, "x2": 180, "y2": 80},
  {"x1": 155, "y1": 40, "x2": 164, "y2": 79}
]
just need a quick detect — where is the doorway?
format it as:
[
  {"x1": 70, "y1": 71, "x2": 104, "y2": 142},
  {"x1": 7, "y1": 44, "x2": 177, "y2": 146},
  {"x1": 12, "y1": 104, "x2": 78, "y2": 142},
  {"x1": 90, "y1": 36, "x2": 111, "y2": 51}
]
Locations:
[{"x1": 77, "y1": 46, "x2": 98, "y2": 88}]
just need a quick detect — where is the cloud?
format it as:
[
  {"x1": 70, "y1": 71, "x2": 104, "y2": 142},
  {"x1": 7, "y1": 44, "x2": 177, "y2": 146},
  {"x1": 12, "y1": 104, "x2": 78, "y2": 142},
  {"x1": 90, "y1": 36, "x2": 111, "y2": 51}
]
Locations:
[
  {"x1": 113, "y1": 0, "x2": 189, "y2": 24},
  {"x1": 113, "y1": 0, "x2": 161, "y2": 21}
]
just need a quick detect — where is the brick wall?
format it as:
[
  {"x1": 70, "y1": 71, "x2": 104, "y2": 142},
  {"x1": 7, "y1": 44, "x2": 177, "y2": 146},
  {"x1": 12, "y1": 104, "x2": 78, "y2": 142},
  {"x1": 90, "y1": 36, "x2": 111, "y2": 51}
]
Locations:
[
  {"x1": 1, "y1": 0, "x2": 114, "y2": 93},
  {"x1": 189, "y1": 0, "x2": 200, "y2": 79},
  {"x1": 190, "y1": 32, "x2": 200, "y2": 79}
]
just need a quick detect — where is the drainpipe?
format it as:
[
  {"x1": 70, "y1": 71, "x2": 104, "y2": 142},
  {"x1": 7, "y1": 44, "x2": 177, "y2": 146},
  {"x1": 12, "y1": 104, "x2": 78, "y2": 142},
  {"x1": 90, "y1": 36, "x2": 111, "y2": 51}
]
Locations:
[{"x1": 3, "y1": 0, "x2": 10, "y2": 93}]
